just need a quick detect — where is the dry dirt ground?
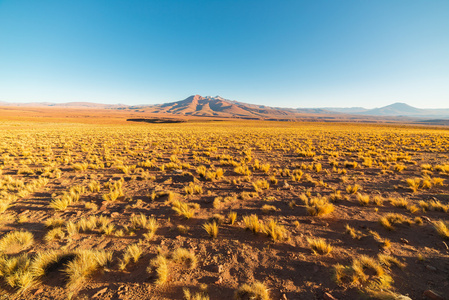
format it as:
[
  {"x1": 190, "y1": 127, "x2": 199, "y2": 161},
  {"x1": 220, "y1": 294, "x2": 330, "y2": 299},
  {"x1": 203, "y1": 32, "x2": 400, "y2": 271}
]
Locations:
[{"x1": 0, "y1": 111, "x2": 448, "y2": 300}]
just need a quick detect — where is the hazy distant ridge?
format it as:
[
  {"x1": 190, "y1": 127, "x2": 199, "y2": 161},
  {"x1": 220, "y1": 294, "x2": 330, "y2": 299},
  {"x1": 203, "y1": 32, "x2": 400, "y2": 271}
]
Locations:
[{"x1": 325, "y1": 102, "x2": 449, "y2": 118}]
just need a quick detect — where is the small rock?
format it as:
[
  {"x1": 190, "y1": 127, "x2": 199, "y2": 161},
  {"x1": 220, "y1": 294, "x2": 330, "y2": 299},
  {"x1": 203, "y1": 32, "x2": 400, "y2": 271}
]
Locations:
[
  {"x1": 323, "y1": 292, "x2": 338, "y2": 300},
  {"x1": 426, "y1": 265, "x2": 437, "y2": 271},
  {"x1": 93, "y1": 287, "x2": 108, "y2": 298},
  {"x1": 34, "y1": 288, "x2": 44, "y2": 295},
  {"x1": 111, "y1": 212, "x2": 119, "y2": 218},
  {"x1": 400, "y1": 238, "x2": 409, "y2": 244},
  {"x1": 381, "y1": 248, "x2": 391, "y2": 255},
  {"x1": 212, "y1": 264, "x2": 223, "y2": 273},
  {"x1": 118, "y1": 285, "x2": 128, "y2": 292},
  {"x1": 422, "y1": 216, "x2": 432, "y2": 223},
  {"x1": 214, "y1": 276, "x2": 222, "y2": 284},
  {"x1": 423, "y1": 290, "x2": 444, "y2": 300}
]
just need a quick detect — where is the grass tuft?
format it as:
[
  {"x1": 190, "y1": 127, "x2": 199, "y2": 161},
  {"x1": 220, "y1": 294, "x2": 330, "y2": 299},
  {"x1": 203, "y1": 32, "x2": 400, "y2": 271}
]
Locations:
[
  {"x1": 65, "y1": 249, "x2": 112, "y2": 290},
  {"x1": 119, "y1": 244, "x2": 143, "y2": 270},
  {"x1": 0, "y1": 253, "x2": 35, "y2": 292},
  {"x1": 44, "y1": 227, "x2": 66, "y2": 242},
  {"x1": 264, "y1": 219, "x2": 289, "y2": 242},
  {"x1": 306, "y1": 197, "x2": 334, "y2": 217},
  {"x1": 183, "y1": 288, "x2": 210, "y2": 300},
  {"x1": 434, "y1": 220, "x2": 449, "y2": 239},
  {"x1": 345, "y1": 224, "x2": 364, "y2": 239},
  {"x1": 228, "y1": 211, "x2": 237, "y2": 225},
  {"x1": 234, "y1": 281, "x2": 270, "y2": 300},
  {"x1": 149, "y1": 254, "x2": 169, "y2": 285},
  {"x1": 172, "y1": 200, "x2": 197, "y2": 219},
  {"x1": 0, "y1": 230, "x2": 34, "y2": 254},
  {"x1": 307, "y1": 237, "x2": 332, "y2": 255},
  {"x1": 172, "y1": 248, "x2": 197, "y2": 269},
  {"x1": 243, "y1": 214, "x2": 263, "y2": 234},
  {"x1": 203, "y1": 221, "x2": 219, "y2": 239}
]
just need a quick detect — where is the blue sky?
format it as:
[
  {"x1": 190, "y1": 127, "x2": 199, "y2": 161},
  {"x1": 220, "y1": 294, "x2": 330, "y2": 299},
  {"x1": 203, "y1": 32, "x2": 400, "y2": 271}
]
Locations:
[{"x1": 0, "y1": 1, "x2": 448, "y2": 108}]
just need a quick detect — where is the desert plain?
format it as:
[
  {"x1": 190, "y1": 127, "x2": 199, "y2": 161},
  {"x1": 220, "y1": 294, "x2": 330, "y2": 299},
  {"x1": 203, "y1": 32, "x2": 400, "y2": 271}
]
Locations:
[{"x1": 0, "y1": 107, "x2": 448, "y2": 300}]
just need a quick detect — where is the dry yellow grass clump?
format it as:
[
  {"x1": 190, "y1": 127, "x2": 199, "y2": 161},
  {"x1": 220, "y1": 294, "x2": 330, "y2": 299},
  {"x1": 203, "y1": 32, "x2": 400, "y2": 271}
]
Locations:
[
  {"x1": 172, "y1": 199, "x2": 198, "y2": 219},
  {"x1": 334, "y1": 255, "x2": 394, "y2": 296},
  {"x1": 234, "y1": 281, "x2": 270, "y2": 300},
  {"x1": 434, "y1": 220, "x2": 449, "y2": 239},
  {"x1": 203, "y1": 221, "x2": 219, "y2": 238},
  {"x1": 306, "y1": 196, "x2": 334, "y2": 217},
  {"x1": 119, "y1": 244, "x2": 143, "y2": 270},
  {"x1": 0, "y1": 230, "x2": 34, "y2": 254},
  {"x1": 65, "y1": 249, "x2": 112, "y2": 289},
  {"x1": 148, "y1": 247, "x2": 197, "y2": 285},
  {"x1": 307, "y1": 237, "x2": 333, "y2": 255}
]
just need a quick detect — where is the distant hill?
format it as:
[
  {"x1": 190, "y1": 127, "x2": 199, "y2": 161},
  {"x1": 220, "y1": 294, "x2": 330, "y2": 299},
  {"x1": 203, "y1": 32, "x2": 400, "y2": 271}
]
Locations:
[
  {"x1": 356, "y1": 102, "x2": 449, "y2": 118},
  {"x1": 323, "y1": 102, "x2": 449, "y2": 118},
  {"x1": 322, "y1": 107, "x2": 369, "y2": 114},
  {"x1": 0, "y1": 101, "x2": 127, "y2": 109},
  {"x1": 361, "y1": 102, "x2": 425, "y2": 116},
  {"x1": 135, "y1": 95, "x2": 329, "y2": 119}
]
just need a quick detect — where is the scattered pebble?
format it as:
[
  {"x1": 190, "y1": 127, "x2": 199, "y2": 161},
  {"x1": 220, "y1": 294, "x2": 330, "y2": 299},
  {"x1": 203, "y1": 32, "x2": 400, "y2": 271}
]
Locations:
[
  {"x1": 422, "y1": 216, "x2": 432, "y2": 223},
  {"x1": 400, "y1": 238, "x2": 409, "y2": 244},
  {"x1": 423, "y1": 289, "x2": 444, "y2": 300},
  {"x1": 323, "y1": 292, "x2": 338, "y2": 300},
  {"x1": 426, "y1": 265, "x2": 437, "y2": 272},
  {"x1": 93, "y1": 287, "x2": 108, "y2": 298},
  {"x1": 212, "y1": 264, "x2": 223, "y2": 273},
  {"x1": 34, "y1": 288, "x2": 44, "y2": 295}
]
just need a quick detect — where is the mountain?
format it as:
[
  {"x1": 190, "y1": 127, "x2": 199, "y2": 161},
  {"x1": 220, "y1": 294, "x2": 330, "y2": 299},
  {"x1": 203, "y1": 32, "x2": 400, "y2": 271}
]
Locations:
[
  {"x1": 357, "y1": 102, "x2": 449, "y2": 118},
  {"x1": 361, "y1": 102, "x2": 424, "y2": 116},
  {"x1": 138, "y1": 95, "x2": 329, "y2": 119}
]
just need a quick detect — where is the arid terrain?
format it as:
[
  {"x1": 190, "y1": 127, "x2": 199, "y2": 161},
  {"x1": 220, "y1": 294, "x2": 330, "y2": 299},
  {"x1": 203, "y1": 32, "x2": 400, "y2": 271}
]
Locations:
[
  {"x1": 3, "y1": 95, "x2": 449, "y2": 126},
  {"x1": 0, "y1": 109, "x2": 449, "y2": 300}
]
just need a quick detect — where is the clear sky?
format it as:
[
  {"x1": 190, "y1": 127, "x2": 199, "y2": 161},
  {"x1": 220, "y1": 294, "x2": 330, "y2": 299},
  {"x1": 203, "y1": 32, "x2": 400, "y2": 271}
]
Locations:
[{"x1": 0, "y1": 1, "x2": 448, "y2": 108}]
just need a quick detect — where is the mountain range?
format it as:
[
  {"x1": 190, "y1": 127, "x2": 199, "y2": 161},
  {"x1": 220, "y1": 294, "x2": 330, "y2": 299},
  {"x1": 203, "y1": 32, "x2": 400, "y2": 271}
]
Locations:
[
  {"x1": 324, "y1": 102, "x2": 449, "y2": 118},
  {"x1": 1, "y1": 95, "x2": 449, "y2": 120}
]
